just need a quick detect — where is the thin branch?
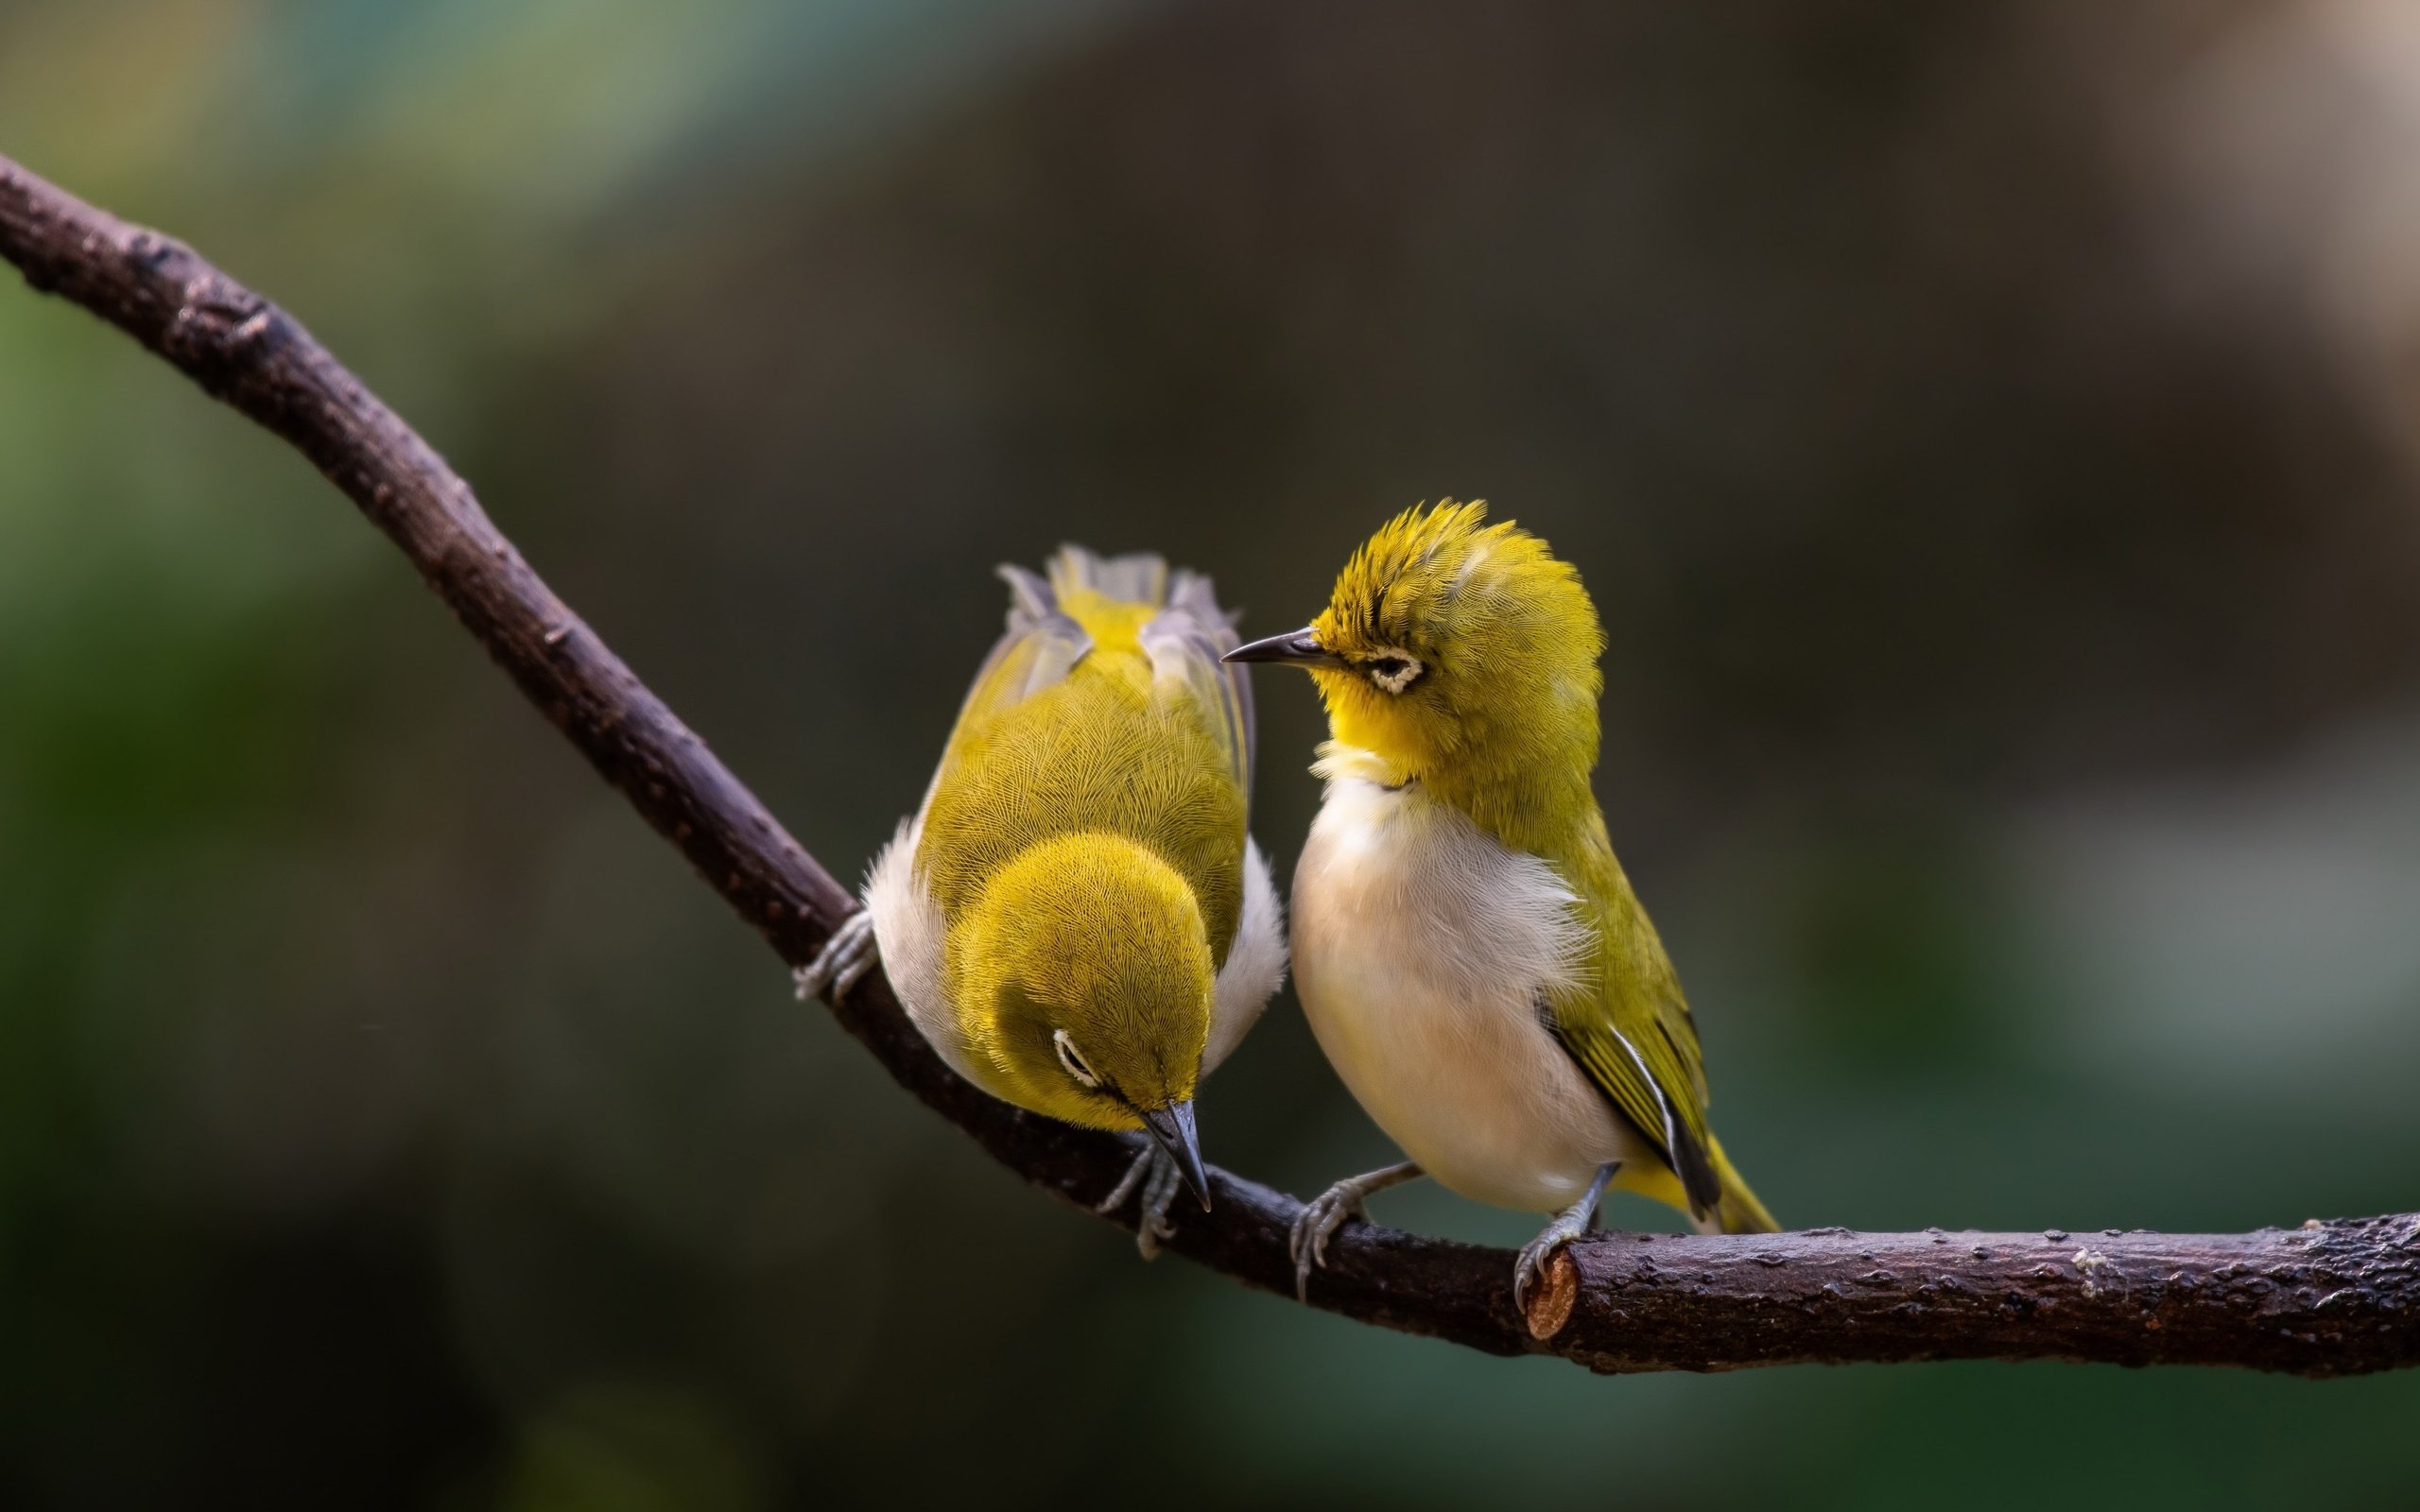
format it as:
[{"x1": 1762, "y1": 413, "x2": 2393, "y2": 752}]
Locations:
[{"x1": 4, "y1": 150, "x2": 2414, "y2": 1377}]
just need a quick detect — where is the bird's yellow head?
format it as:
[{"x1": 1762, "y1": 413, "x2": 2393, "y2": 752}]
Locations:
[
  {"x1": 947, "y1": 832, "x2": 1215, "y2": 1190},
  {"x1": 1228, "y1": 501, "x2": 1604, "y2": 841}
]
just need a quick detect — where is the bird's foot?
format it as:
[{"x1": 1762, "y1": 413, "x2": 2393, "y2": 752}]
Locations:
[
  {"x1": 1512, "y1": 1211, "x2": 1593, "y2": 1314},
  {"x1": 1097, "y1": 1138, "x2": 1183, "y2": 1260},
  {"x1": 793, "y1": 910, "x2": 878, "y2": 1004},
  {"x1": 1288, "y1": 1161, "x2": 1423, "y2": 1302},
  {"x1": 1512, "y1": 1160, "x2": 1619, "y2": 1312}
]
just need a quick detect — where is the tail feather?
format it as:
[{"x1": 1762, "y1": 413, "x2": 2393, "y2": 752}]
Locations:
[
  {"x1": 1047, "y1": 545, "x2": 1168, "y2": 608},
  {"x1": 1706, "y1": 1137, "x2": 1779, "y2": 1235},
  {"x1": 1167, "y1": 566, "x2": 1241, "y2": 632}
]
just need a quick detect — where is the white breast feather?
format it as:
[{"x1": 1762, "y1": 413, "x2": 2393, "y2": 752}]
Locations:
[
  {"x1": 1304, "y1": 748, "x2": 1593, "y2": 1003},
  {"x1": 863, "y1": 814, "x2": 1283, "y2": 1086},
  {"x1": 861, "y1": 815, "x2": 979, "y2": 1081},
  {"x1": 1291, "y1": 760, "x2": 1644, "y2": 1212},
  {"x1": 1205, "y1": 836, "x2": 1286, "y2": 1073}
]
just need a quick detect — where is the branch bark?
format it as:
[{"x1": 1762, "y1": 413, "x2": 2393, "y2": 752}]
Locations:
[{"x1": 5, "y1": 150, "x2": 2415, "y2": 1377}]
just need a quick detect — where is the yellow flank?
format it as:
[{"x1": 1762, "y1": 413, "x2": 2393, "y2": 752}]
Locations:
[
  {"x1": 914, "y1": 549, "x2": 1251, "y2": 1131},
  {"x1": 1298, "y1": 501, "x2": 1775, "y2": 1234}
]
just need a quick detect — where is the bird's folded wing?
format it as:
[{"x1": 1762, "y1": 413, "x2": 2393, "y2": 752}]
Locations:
[
  {"x1": 1139, "y1": 568, "x2": 1254, "y2": 798},
  {"x1": 1545, "y1": 981, "x2": 1723, "y2": 1219},
  {"x1": 915, "y1": 565, "x2": 1093, "y2": 816}
]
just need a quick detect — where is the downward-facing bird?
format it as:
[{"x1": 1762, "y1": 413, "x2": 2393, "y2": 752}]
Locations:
[
  {"x1": 801, "y1": 548, "x2": 1286, "y2": 1256},
  {"x1": 1228, "y1": 502, "x2": 1776, "y2": 1305}
]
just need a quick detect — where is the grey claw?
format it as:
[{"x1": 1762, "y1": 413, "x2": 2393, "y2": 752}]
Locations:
[
  {"x1": 834, "y1": 950, "x2": 876, "y2": 998},
  {"x1": 795, "y1": 911, "x2": 877, "y2": 1004},
  {"x1": 1287, "y1": 1186, "x2": 1366, "y2": 1303},
  {"x1": 1512, "y1": 1217, "x2": 1586, "y2": 1312},
  {"x1": 1136, "y1": 1145, "x2": 1184, "y2": 1260},
  {"x1": 1287, "y1": 1163, "x2": 1424, "y2": 1303},
  {"x1": 1512, "y1": 1160, "x2": 1616, "y2": 1311},
  {"x1": 1097, "y1": 1141, "x2": 1153, "y2": 1218},
  {"x1": 1137, "y1": 1210, "x2": 1175, "y2": 1261},
  {"x1": 1098, "y1": 1138, "x2": 1184, "y2": 1261}
]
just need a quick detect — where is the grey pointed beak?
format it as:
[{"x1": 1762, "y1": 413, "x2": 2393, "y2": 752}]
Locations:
[
  {"x1": 1140, "y1": 1101, "x2": 1212, "y2": 1211},
  {"x1": 1222, "y1": 627, "x2": 1342, "y2": 669}
]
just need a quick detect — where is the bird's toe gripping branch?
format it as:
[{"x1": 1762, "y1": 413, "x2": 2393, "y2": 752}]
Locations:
[
  {"x1": 1097, "y1": 1139, "x2": 1187, "y2": 1260},
  {"x1": 794, "y1": 909, "x2": 879, "y2": 1004}
]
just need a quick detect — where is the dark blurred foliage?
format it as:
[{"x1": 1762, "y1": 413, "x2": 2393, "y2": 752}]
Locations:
[{"x1": 5, "y1": 1, "x2": 2420, "y2": 1506}]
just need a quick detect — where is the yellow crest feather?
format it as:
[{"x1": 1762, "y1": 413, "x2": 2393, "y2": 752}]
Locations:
[{"x1": 1307, "y1": 500, "x2": 1603, "y2": 850}]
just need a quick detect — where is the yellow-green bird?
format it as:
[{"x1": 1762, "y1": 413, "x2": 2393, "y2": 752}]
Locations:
[
  {"x1": 1228, "y1": 501, "x2": 1776, "y2": 1304},
  {"x1": 800, "y1": 547, "x2": 1286, "y2": 1255}
]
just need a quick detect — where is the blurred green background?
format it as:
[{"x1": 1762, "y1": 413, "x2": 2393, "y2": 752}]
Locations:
[{"x1": 6, "y1": 1, "x2": 2420, "y2": 1505}]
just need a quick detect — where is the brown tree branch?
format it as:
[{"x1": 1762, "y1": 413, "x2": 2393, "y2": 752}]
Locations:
[{"x1": 5, "y1": 150, "x2": 2415, "y2": 1377}]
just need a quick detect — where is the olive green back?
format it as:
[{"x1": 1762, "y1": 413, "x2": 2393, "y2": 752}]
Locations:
[{"x1": 916, "y1": 549, "x2": 1250, "y2": 969}]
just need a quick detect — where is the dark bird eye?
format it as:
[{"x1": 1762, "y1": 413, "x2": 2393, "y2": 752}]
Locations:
[
  {"x1": 1053, "y1": 1029, "x2": 1101, "y2": 1089},
  {"x1": 1364, "y1": 651, "x2": 1424, "y2": 693}
]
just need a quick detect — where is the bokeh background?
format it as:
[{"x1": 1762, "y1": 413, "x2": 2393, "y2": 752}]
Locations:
[{"x1": 6, "y1": 1, "x2": 2420, "y2": 1505}]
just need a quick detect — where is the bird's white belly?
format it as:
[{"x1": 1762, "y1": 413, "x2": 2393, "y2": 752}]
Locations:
[{"x1": 1290, "y1": 778, "x2": 1648, "y2": 1214}]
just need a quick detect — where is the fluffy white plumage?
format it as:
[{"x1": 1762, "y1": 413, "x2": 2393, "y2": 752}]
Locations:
[
  {"x1": 864, "y1": 817, "x2": 1284, "y2": 1088},
  {"x1": 1290, "y1": 752, "x2": 1654, "y2": 1213}
]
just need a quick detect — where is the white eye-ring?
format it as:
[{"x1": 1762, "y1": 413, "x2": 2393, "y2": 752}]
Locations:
[
  {"x1": 1364, "y1": 646, "x2": 1425, "y2": 695},
  {"x1": 1053, "y1": 1029, "x2": 1102, "y2": 1089}
]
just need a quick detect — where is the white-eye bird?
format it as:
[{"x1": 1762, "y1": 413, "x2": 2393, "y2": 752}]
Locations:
[
  {"x1": 1227, "y1": 501, "x2": 1776, "y2": 1305},
  {"x1": 799, "y1": 547, "x2": 1286, "y2": 1256}
]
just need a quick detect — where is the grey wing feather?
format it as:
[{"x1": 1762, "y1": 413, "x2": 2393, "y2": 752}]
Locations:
[
  {"x1": 1047, "y1": 545, "x2": 1167, "y2": 608},
  {"x1": 1606, "y1": 1021, "x2": 1721, "y2": 1218},
  {"x1": 1043, "y1": 544, "x2": 1253, "y2": 795},
  {"x1": 1141, "y1": 567, "x2": 1255, "y2": 796},
  {"x1": 999, "y1": 562, "x2": 1057, "y2": 630},
  {"x1": 984, "y1": 562, "x2": 1092, "y2": 704},
  {"x1": 1539, "y1": 991, "x2": 1723, "y2": 1221},
  {"x1": 911, "y1": 562, "x2": 1092, "y2": 820}
]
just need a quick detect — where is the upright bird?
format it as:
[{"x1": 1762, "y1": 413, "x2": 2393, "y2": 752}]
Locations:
[
  {"x1": 1228, "y1": 501, "x2": 1775, "y2": 1304},
  {"x1": 800, "y1": 547, "x2": 1286, "y2": 1255}
]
